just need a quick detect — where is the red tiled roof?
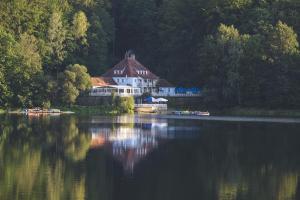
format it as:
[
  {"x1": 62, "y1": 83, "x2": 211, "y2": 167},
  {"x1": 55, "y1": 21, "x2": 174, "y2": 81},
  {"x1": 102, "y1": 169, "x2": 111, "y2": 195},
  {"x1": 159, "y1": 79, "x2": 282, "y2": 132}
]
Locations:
[
  {"x1": 102, "y1": 56, "x2": 159, "y2": 80},
  {"x1": 157, "y1": 79, "x2": 174, "y2": 87},
  {"x1": 91, "y1": 77, "x2": 117, "y2": 87}
]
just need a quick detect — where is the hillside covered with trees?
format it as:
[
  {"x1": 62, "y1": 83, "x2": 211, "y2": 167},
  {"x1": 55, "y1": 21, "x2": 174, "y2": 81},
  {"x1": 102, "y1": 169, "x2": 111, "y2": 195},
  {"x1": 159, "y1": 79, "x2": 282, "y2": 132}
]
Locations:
[{"x1": 0, "y1": 0, "x2": 300, "y2": 109}]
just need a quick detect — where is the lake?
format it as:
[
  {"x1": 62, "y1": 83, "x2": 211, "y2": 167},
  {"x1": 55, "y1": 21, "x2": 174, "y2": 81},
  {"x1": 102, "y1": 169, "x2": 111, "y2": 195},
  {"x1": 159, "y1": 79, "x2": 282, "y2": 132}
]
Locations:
[{"x1": 1, "y1": 114, "x2": 300, "y2": 200}]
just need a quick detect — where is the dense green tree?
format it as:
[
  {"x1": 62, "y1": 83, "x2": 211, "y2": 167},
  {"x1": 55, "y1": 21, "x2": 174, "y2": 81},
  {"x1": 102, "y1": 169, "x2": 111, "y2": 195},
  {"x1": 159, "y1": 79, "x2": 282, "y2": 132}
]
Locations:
[
  {"x1": 0, "y1": 27, "x2": 16, "y2": 106},
  {"x1": 47, "y1": 11, "x2": 67, "y2": 73},
  {"x1": 0, "y1": 70, "x2": 9, "y2": 107},
  {"x1": 224, "y1": 0, "x2": 252, "y2": 9},
  {"x1": 73, "y1": 11, "x2": 89, "y2": 41},
  {"x1": 262, "y1": 21, "x2": 300, "y2": 107},
  {"x1": 200, "y1": 24, "x2": 246, "y2": 107},
  {"x1": 59, "y1": 64, "x2": 91, "y2": 105},
  {"x1": 16, "y1": 33, "x2": 42, "y2": 74},
  {"x1": 269, "y1": 21, "x2": 299, "y2": 57},
  {"x1": 0, "y1": 26, "x2": 43, "y2": 107},
  {"x1": 83, "y1": 0, "x2": 115, "y2": 74}
]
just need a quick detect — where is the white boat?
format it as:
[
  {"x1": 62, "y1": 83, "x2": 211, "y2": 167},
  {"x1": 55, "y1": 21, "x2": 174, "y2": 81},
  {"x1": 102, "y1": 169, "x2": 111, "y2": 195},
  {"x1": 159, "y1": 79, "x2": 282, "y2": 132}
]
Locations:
[
  {"x1": 194, "y1": 111, "x2": 210, "y2": 116},
  {"x1": 172, "y1": 111, "x2": 210, "y2": 116}
]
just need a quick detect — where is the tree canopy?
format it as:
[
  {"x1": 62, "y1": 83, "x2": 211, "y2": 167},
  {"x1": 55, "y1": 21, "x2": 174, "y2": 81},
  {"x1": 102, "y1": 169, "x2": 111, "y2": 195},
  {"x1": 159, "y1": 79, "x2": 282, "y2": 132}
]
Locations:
[{"x1": 0, "y1": 0, "x2": 300, "y2": 108}]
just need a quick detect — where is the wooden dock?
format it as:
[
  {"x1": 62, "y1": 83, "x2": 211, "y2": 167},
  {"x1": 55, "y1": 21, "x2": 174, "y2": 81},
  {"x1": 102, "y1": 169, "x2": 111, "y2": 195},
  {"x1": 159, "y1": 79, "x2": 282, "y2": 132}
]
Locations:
[{"x1": 134, "y1": 104, "x2": 168, "y2": 113}]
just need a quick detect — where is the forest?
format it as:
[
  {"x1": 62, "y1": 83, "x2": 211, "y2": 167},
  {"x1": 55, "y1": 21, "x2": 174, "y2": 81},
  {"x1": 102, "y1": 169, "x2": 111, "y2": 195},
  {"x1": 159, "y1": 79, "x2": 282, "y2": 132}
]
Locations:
[{"x1": 0, "y1": 0, "x2": 300, "y2": 109}]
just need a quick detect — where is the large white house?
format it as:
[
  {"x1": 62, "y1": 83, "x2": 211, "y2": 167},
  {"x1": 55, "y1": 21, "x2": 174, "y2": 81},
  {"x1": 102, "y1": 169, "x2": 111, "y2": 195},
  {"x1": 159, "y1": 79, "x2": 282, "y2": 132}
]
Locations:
[{"x1": 90, "y1": 52, "x2": 200, "y2": 97}]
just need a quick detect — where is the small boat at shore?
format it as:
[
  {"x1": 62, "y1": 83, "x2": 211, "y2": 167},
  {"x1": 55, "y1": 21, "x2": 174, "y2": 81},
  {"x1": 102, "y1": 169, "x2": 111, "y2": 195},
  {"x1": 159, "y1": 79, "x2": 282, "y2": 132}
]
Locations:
[
  {"x1": 135, "y1": 106, "x2": 157, "y2": 113},
  {"x1": 24, "y1": 108, "x2": 61, "y2": 114},
  {"x1": 172, "y1": 111, "x2": 210, "y2": 116},
  {"x1": 8, "y1": 108, "x2": 74, "y2": 115}
]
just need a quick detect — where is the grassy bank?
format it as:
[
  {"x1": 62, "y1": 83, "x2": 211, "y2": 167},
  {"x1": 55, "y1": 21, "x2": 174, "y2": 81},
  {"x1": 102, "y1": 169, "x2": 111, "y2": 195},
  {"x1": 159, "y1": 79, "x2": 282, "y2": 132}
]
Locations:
[
  {"x1": 0, "y1": 108, "x2": 5, "y2": 114},
  {"x1": 213, "y1": 107, "x2": 300, "y2": 118}
]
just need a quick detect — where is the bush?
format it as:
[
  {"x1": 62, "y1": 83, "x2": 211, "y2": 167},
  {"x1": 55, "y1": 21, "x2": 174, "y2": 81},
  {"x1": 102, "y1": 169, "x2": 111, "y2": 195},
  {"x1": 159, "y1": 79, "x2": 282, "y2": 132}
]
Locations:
[
  {"x1": 112, "y1": 95, "x2": 135, "y2": 114},
  {"x1": 120, "y1": 96, "x2": 135, "y2": 113}
]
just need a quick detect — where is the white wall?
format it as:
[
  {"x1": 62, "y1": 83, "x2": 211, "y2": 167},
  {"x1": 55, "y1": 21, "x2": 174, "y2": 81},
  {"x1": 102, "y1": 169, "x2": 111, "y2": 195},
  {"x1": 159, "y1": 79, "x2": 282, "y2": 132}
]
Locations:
[
  {"x1": 112, "y1": 77, "x2": 158, "y2": 91},
  {"x1": 113, "y1": 77, "x2": 136, "y2": 86}
]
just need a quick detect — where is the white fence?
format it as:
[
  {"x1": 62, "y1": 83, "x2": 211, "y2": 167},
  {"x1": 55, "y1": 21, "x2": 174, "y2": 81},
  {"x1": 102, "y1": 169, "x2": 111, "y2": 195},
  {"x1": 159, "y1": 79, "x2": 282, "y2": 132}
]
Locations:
[{"x1": 151, "y1": 93, "x2": 201, "y2": 97}]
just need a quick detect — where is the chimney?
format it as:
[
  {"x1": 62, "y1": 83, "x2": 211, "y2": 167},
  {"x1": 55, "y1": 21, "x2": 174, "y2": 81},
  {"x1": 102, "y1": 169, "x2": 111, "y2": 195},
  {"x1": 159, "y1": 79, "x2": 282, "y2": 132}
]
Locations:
[{"x1": 125, "y1": 50, "x2": 135, "y2": 60}]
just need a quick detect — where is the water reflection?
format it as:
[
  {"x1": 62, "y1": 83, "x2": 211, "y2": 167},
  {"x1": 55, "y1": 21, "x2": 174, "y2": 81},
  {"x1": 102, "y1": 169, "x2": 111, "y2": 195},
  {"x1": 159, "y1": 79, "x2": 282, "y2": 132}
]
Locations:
[
  {"x1": 0, "y1": 115, "x2": 88, "y2": 200},
  {"x1": 89, "y1": 115, "x2": 195, "y2": 172},
  {"x1": 1, "y1": 115, "x2": 300, "y2": 200}
]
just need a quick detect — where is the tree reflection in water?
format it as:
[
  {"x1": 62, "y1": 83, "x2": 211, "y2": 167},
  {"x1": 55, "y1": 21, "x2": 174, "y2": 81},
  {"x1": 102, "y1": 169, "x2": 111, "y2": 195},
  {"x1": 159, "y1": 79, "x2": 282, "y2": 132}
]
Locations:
[
  {"x1": 0, "y1": 115, "x2": 90, "y2": 200},
  {"x1": 1, "y1": 115, "x2": 300, "y2": 200}
]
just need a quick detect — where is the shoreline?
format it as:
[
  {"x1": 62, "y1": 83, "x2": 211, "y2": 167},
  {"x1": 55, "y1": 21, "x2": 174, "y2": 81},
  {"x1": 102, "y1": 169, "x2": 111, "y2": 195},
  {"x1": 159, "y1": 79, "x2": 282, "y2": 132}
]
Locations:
[
  {"x1": 212, "y1": 108, "x2": 300, "y2": 118},
  {"x1": 2, "y1": 106, "x2": 300, "y2": 120},
  {"x1": 139, "y1": 114, "x2": 300, "y2": 124}
]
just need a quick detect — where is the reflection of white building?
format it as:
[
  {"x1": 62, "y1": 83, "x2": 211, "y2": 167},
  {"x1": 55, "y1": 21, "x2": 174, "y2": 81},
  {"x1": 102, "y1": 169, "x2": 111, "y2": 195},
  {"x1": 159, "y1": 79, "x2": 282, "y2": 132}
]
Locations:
[
  {"x1": 89, "y1": 115, "x2": 201, "y2": 172},
  {"x1": 90, "y1": 126, "x2": 159, "y2": 172},
  {"x1": 89, "y1": 117, "x2": 169, "y2": 172}
]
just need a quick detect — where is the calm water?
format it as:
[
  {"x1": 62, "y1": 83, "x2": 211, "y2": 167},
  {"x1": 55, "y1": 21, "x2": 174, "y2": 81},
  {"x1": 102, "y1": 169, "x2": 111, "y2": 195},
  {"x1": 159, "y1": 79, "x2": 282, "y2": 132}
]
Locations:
[{"x1": 1, "y1": 114, "x2": 300, "y2": 200}]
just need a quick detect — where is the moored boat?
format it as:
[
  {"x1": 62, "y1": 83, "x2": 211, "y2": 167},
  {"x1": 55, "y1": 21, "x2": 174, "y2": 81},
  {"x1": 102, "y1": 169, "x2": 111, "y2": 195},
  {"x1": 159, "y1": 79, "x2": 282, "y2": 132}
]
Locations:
[
  {"x1": 135, "y1": 106, "x2": 157, "y2": 113},
  {"x1": 25, "y1": 108, "x2": 61, "y2": 114},
  {"x1": 172, "y1": 110, "x2": 210, "y2": 116}
]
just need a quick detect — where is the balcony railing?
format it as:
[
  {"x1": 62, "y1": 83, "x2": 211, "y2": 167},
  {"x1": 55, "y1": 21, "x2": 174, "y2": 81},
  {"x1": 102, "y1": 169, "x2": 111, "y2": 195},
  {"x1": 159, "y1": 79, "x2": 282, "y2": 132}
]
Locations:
[
  {"x1": 90, "y1": 91, "x2": 141, "y2": 97},
  {"x1": 151, "y1": 93, "x2": 201, "y2": 97}
]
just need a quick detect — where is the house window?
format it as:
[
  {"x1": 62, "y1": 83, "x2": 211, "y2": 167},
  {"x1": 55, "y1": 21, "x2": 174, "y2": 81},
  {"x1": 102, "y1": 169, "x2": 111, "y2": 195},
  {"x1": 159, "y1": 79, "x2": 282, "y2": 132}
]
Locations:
[
  {"x1": 117, "y1": 79, "x2": 119, "y2": 82},
  {"x1": 119, "y1": 89, "x2": 124, "y2": 93},
  {"x1": 127, "y1": 89, "x2": 131, "y2": 93},
  {"x1": 122, "y1": 79, "x2": 124, "y2": 83}
]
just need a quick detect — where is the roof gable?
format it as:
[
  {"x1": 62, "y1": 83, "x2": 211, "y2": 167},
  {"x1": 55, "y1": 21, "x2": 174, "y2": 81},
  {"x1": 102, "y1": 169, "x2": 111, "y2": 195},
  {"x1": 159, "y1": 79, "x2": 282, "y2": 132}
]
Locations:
[{"x1": 102, "y1": 54, "x2": 159, "y2": 79}]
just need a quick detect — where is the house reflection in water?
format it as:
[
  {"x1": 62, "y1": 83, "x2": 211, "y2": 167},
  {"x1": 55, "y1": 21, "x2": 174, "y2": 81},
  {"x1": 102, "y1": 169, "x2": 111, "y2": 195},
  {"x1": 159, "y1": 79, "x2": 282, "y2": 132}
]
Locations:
[{"x1": 89, "y1": 116, "x2": 172, "y2": 172}]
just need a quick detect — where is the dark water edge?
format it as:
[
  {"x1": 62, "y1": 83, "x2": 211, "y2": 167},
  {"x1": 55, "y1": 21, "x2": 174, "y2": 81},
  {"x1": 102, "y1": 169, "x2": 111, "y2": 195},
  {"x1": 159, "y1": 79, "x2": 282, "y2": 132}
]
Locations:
[
  {"x1": 212, "y1": 107, "x2": 300, "y2": 118},
  {"x1": 1, "y1": 114, "x2": 300, "y2": 200}
]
